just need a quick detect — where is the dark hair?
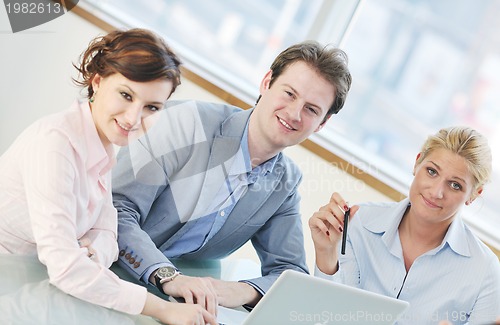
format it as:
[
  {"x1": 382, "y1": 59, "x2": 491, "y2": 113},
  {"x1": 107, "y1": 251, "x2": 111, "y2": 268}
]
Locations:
[
  {"x1": 73, "y1": 28, "x2": 182, "y2": 99},
  {"x1": 269, "y1": 41, "x2": 352, "y2": 119}
]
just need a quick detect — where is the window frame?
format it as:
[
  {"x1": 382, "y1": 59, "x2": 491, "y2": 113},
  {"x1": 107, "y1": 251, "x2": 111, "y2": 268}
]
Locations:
[{"x1": 74, "y1": 0, "x2": 500, "y2": 251}]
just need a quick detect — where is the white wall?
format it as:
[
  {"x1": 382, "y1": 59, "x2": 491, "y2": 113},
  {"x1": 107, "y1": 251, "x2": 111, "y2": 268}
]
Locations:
[
  {"x1": 0, "y1": 9, "x2": 223, "y2": 154},
  {"x1": 0, "y1": 11, "x2": 97, "y2": 153},
  {"x1": 0, "y1": 9, "x2": 392, "y2": 271}
]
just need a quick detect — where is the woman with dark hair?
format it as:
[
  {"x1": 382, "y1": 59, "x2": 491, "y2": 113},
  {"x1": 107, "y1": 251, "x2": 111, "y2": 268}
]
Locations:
[{"x1": 0, "y1": 28, "x2": 215, "y2": 325}]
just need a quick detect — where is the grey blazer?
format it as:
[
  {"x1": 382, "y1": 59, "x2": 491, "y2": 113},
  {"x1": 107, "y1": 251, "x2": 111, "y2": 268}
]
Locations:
[{"x1": 112, "y1": 100, "x2": 308, "y2": 294}]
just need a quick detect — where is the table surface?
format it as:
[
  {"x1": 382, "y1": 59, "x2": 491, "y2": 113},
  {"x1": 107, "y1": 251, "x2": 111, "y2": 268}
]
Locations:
[{"x1": 0, "y1": 254, "x2": 260, "y2": 324}]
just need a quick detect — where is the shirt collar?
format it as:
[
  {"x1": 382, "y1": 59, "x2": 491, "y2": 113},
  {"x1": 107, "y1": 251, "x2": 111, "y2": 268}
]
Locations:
[
  {"x1": 80, "y1": 100, "x2": 115, "y2": 175},
  {"x1": 229, "y1": 121, "x2": 280, "y2": 176},
  {"x1": 440, "y1": 215, "x2": 471, "y2": 257},
  {"x1": 363, "y1": 199, "x2": 409, "y2": 257},
  {"x1": 253, "y1": 154, "x2": 280, "y2": 176},
  {"x1": 363, "y1": 197, "x2": 470, "y2": 257},
  {"x1": 363, "y1": 199, "x2": 409, "y2": 235}
]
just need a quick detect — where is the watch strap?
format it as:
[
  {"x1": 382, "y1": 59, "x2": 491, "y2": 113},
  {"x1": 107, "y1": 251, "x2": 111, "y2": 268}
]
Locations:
[
  {"x1": 154, "y1": 267, "x2": 181, "y2": 295},
  {"x1": 154, "y1": 273, "x2": 167, "y2": 295}
]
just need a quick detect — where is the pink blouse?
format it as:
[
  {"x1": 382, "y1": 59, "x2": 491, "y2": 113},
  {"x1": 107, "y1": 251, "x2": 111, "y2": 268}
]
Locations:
[{"x1": 0, "y1": 100, "x2": 146, "y2": 314}]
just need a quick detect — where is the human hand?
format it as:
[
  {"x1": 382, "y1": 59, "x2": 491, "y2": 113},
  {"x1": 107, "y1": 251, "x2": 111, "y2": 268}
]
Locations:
[
  {"x1": 162, "y1": 275, "x2": 218, "y2": 317},
  {"x1": 309, "y1": 192, "x2": 358, "y2": 251},
  {"x1": 163, "y1": 302, "x2": 217, "y2": 325},
  {"x1": 308, "y1": 192, "x2": 358, "y2": 274},
  {"x1": 210, "y1": 279, "x2": 261, "y2": 308},
  {"x1": 78, "y1": 237, "x2": 99, "y2": 263},
  {"x1": 143, "y1": 293, "x2": 217, "y2": 325}
]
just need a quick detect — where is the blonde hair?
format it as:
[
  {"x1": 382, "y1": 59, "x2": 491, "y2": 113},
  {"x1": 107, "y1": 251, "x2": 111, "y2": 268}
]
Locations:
[{"x1": 417, "y1": 126, "x2": 492, "y2": 196}]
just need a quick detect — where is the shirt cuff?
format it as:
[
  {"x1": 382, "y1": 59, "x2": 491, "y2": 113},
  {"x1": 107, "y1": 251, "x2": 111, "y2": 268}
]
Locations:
[
  {"x1": 238, "y1": 280, "x2": 265, "y2": 311},
  {"x1": 141, "y1": 262, "x2": 175, "y2": 284},
  {"x1": 313, "y1": 263, "x2": 337, "y2": 280}
]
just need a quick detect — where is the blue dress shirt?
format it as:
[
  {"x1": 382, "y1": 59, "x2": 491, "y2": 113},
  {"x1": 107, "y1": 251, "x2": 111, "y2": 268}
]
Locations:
[
  {"x1": 142, "y1": 123, "x2": 278, "y2": 282},
  {"x1": 315, "y1": 198, "x2": 500, "y2": 325}
]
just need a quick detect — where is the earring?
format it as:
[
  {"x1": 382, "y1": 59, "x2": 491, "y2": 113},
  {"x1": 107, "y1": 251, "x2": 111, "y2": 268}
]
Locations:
[{"x1": 89, "y1": 91, "x2": 97, "y2": 103}]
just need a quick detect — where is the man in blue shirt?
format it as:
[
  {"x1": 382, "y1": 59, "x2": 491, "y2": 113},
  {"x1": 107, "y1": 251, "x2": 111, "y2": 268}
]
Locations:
[{"x1": 112, "y1": 41, "x2": 352, "y2": 316}]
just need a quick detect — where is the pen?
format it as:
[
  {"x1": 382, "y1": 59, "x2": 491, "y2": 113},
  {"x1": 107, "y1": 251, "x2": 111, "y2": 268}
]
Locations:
[{"x1": 341, "y1": 208, "x2": 350, "y2": 255}]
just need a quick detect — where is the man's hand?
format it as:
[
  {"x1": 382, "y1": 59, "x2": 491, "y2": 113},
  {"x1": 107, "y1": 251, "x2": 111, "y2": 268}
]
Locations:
[
  {"x1": 162, "y1": 275, "x2": 219, "y2": 317},
  {"x1": 210, "y1": 279, "x2": 261, "y2": 308}
]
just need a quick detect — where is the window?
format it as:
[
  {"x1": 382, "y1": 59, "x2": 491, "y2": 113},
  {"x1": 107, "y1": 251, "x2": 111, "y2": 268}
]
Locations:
[
  {"x1": 318, "y1": 0, "x2": 500, "y2": 247},
  {"x1": 83, "y1": 0, "x2": 334, "y2": 101},
  {"x1": 81, "y1": 0, "x2": 500, "y2": 248}
]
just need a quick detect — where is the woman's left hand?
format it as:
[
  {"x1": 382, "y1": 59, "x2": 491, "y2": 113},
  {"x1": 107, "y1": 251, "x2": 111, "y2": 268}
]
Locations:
[{"x1": 78, "y1": 237, "x2": 99, "y2": 263}]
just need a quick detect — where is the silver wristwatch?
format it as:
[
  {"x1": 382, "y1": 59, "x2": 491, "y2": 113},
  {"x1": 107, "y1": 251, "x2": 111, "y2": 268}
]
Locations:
[{"x1": 154, "y1": 266, "x2": 180, "y2": 294}]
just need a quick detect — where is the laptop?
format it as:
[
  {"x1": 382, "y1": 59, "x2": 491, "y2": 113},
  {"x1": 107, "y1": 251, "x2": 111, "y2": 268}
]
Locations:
[{"x1": 217, "y1": 269, "x2": 410, "y2": 325}]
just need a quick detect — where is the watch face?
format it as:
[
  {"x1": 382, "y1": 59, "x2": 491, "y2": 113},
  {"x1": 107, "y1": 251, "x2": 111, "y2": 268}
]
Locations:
[{"x1": 157, "y1": 266, "x2": 176, "y2": 279}]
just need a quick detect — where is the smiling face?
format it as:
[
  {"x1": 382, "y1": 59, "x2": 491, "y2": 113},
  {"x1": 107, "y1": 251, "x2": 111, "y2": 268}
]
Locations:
[
  {"x1": 249, "y1": 61, "x2": 335, "y2": 155},
  {"x1": 90, "y1": 73, "x2": 174, "y2": 148},
  {"x1": 408, "y1": 148, "x2": 477, "y2": 227}
]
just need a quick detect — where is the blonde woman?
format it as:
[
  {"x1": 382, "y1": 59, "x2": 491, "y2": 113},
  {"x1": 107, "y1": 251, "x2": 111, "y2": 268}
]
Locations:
[{"x1": 310, "y1": 126, "x2": 500, "y2": 325}]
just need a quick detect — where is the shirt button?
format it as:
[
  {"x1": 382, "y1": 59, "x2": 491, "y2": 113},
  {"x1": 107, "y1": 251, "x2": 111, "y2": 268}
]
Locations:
[{"x1": 220, "y1": 210, "x2": 225, "y2": 217}]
